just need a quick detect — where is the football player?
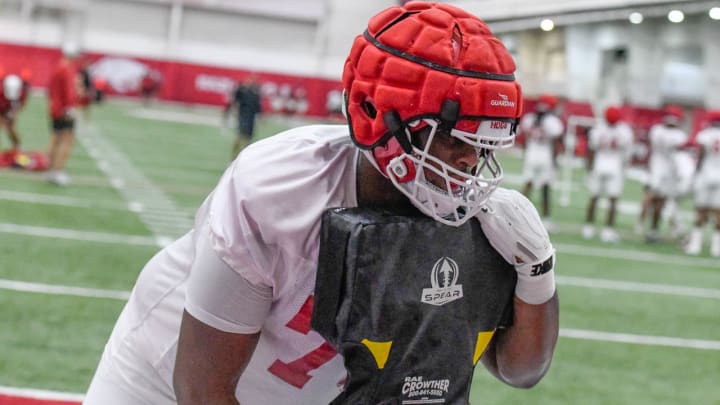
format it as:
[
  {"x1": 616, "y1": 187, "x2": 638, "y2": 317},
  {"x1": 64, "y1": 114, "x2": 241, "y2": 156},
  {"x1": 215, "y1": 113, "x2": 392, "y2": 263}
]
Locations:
[
  {"x1": 84, "y1": 3, "x2": 558, "y2": 404},
  {"x1": 224, "y1": 74, "x2": 262, "y2": 160},
  {"x1": 685, "y1": 111, "x2": 720, "y2": 256},
  {"x1": 0, "y1": 73, "x2": 23, "y2": 151},
  {"x1": 644, "y1": 105, "x2": 688, "y2": 242},
  {"x1": 519, "y1": 94, "x2": 565, "y2": 232},
  {"x1": 582, "y1": 106, "x2": 634, "y2": 242},
  {"x1": 46, "y1": 43, "x2": 80, "y2": 186}
]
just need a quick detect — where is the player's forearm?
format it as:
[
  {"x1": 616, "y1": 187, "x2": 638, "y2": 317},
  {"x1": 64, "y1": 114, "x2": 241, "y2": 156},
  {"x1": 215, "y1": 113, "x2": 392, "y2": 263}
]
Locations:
[
  {"x1": 174, "y1": 364, "x2": 241, "y2": 405},
  {"x1": 174, "y1": 361, "x2": 241, "y2": 405},
  {"x1": 174, "y1": 310, "x2": 260, "y2": 405},
  {"x1": 176, "y1": 390, "x2": 240, "y2": 405},
  {"x1": 490, "y1": 293, "x2": 559, "y2": 388}
]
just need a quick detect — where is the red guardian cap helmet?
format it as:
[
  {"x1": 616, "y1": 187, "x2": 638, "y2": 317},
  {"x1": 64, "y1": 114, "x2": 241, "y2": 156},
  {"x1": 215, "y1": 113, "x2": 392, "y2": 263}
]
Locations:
[
  {"x1": 537, "y1": 94, "x2": 558, "y2": 112},
  {"x1": 663, "y1": 105, "x2": 684, "y2": 125},
  {"x1": 605, "y1": 106, "x2": 623, "y2": 125},
  {"x1": 342, "y1": 1, "x2": 522, "y2": 226}
]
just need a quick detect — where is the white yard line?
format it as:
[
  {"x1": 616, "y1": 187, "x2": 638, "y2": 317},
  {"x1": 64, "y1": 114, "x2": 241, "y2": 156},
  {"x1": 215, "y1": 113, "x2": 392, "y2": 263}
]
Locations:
[
  {"x1": 557, "y1": 276, "x2": 720, "y2": 299},
  {"x1": 0, "y1": 279, "x2": 130, "y2": 300},
  {"x1": 0, "y1": 189, "x2": 132, "y2": 211},
  {"x1": 0, "y1": 223, "x2": 157, "y2": 247},
  {"x1": 0, "y1": 385, "x2": 84, "y2": 402},
  {"x1": 560, "y1": 329, "x2": 720, "y2": 350},
  {"x1": 3, "y1": 274, "x2": 716, "y2": 302},
  {"x1": 0, "y1": 329, "x2": 719, "y2": 405},
  {"x1": 555, "y1": 243, "x2": 720, "y2": 268},
  {"x1": 127, "y1": 109, "x2": 222, "y2": 127}
]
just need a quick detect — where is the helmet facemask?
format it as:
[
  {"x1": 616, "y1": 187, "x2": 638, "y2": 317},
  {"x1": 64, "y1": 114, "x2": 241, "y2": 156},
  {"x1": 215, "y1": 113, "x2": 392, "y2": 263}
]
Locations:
[{"x1": 365, "y1": 116, "x2": 516, "y2": 226}]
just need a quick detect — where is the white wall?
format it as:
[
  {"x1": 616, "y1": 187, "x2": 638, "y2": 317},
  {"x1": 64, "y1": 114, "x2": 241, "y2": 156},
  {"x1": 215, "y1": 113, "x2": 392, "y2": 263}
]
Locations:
[
  {"x1": 516, "y1": 13, "x2": 717, "y2": 109},
  {"x1": 701, "y1": 17, "x2": 720, "y2": 109}
]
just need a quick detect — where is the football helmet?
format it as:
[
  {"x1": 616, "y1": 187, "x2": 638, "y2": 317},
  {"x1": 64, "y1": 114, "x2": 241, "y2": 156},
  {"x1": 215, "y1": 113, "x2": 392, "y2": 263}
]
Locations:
[
  {"x1": 604, "y1": 106, "x2": 622, "y2": 125},
  {"x1": 342, "y1": 1, "x2": 522, "y2": 226},
  {"x1": 536, "y1": 94, "x2": 558, "y2": 112},
  {"x1": 2, "y1": 74, "x2": 22, "y2": 101},
  {"x1": 662, "y1": 105, "x2": 684, "y2": 126}
]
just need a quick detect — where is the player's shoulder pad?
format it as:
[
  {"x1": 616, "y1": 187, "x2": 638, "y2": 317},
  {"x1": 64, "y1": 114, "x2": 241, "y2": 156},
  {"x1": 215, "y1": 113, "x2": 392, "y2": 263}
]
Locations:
[{"x1": 476, "y1": 188, "x2": 554, "y2": 266}]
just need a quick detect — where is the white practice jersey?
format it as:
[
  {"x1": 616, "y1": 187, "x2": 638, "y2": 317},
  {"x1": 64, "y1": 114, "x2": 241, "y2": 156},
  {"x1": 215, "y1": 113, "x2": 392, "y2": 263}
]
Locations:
[
  {"x1": 647, "y1": 124, "x2": 687, "y2": 194},
  {"x1": 696, "y1": 127, "x2": 720, "y2": 184},
  {"x1": 588, "y1": 122, "x2": 634, "y2": 175},
  {"x1": 105, "y1": 125, "x2": 358, "y2": 404},
  {"x1": 648, "y1": 124, "x2": 687, "y2": 174},
  {"x1": 520, "y1": 112, "x2": 564, "y2": 165}
]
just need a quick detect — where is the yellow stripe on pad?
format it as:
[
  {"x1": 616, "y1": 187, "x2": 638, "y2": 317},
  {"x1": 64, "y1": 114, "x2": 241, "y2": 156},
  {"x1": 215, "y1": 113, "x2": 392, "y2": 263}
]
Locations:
[
  {"x1": 361, "y1": 338, "x2": 393, "y2": 369},
  {"x1": 473, "y1": 331, "x2": 496, "y2": 365}
]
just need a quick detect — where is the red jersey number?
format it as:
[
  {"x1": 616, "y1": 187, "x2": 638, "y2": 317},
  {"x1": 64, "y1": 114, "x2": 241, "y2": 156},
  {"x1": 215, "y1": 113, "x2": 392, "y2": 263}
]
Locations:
[{"x1": 267, "y1": 295, "x2": 338, "y2": 389}]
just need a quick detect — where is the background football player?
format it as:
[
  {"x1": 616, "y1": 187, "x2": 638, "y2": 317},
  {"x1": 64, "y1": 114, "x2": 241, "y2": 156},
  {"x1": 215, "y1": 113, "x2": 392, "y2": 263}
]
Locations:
[
  {"x1": 519, "y1": 94, "x2": 565, "y2": 233},
  {"x1": 685, "y1": 111, "x2": 720, "y2": 256},
  {"x1": 0, "y1": 73, "x2": 24, "y2": 152},
  {"x1": 582, "y1": 106, "x2": 634, "y2": 243},
  {"x1": 643, "y1": 105, "x2": 688, "y2": 242}
]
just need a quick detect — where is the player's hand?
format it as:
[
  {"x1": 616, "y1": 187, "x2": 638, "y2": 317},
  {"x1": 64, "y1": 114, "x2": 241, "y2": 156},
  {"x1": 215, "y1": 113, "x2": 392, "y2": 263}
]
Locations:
[
  {"x1": 476, "y1": 188, "x2": 556, "y2": 304},
  {"x1": 65, "y1": 107, "x2": 78, "y2": 120}
]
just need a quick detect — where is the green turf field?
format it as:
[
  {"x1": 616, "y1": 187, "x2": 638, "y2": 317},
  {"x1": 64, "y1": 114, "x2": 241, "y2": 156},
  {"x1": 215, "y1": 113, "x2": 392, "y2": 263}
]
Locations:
[{"x1": 1, "y1": 95, "x2": 718, "y2": 404}]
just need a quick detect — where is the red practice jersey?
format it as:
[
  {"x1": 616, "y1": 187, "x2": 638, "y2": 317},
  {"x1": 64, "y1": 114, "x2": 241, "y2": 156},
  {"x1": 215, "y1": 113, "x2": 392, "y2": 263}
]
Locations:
[{"x1": 48, "y1": 61, "x2": 78, "y2": 119}]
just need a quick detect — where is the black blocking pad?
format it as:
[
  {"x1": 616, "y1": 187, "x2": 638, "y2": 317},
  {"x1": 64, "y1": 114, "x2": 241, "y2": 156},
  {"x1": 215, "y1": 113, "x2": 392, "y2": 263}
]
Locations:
[{"x1": 312, "y1": 207, "x2": 517, "y2": 405}]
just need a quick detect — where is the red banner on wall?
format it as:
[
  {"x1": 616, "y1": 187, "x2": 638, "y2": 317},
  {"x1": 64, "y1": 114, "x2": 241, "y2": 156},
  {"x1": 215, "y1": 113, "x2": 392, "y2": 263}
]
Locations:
[{"x1": 0, "y1": 42, "x2": 344, "y2": 117}]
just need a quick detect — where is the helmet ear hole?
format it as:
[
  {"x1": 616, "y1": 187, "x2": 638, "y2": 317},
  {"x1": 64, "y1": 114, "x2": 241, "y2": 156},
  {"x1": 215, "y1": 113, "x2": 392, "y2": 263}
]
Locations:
[{"x1": 362, "y1": 99, "x2": 378, "y2": 119}]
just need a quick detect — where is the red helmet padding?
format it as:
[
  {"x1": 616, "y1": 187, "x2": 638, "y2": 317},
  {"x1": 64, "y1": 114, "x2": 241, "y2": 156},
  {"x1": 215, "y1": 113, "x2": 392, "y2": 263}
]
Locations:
[
  {"x1": 605, "y1": 106, "x2": 622, "y2": 124},
  {"x1": 343, "y1": 1, "x2": 522, "y2": 148}
]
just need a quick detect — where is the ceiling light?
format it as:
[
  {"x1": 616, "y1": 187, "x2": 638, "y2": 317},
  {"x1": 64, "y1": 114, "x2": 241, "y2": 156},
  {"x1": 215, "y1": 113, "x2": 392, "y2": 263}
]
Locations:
[
  {"x1": 668, "y1": 10, "x2": 684, "y2": 23},
  {"x1": 710, "y1": 7, "x2": 720, "y2": 20},
  {"x1": 540, "y1": 19, "x2": 554, "y2": 31},
  {"x1": 629, "y1": 12, "x2": 643, "y2": 24}
]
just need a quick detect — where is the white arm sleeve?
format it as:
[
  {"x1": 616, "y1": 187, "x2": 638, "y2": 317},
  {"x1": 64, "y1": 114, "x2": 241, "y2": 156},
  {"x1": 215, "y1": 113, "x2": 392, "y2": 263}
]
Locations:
[{"x1": 185, "y1": 228, "x2": 273, "y2": 334}]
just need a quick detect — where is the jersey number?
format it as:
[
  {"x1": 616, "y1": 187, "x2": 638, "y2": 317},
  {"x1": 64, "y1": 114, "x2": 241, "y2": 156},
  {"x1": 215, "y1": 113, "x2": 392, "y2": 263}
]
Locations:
[{"x1": 267, "y1": 295, "x2": 338, "y2": 388}]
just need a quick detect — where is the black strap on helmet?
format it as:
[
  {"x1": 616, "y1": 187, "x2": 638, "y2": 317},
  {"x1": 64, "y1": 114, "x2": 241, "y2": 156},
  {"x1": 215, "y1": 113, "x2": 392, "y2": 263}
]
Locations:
[
  {"x1": 384, "y1": 110, "x2": 413, "y2": 153},
  {"x1": 439, "y1": 99, "x2": 460, "y2": 132}
]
